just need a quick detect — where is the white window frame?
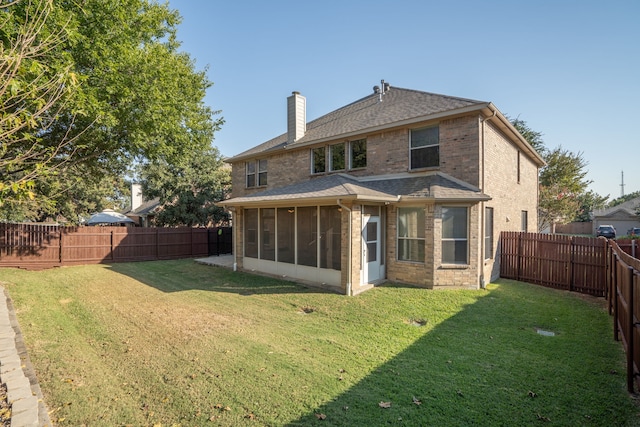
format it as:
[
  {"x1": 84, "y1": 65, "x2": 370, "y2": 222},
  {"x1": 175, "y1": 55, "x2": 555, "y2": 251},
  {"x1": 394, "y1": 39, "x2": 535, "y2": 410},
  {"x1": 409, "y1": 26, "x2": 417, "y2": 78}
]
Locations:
[
  {"x1": 441, "y1": 206, "x2": 469, "y2": 265},
  {"x1": 397, "y1": 207, "x2": 425, "y2": 263}
]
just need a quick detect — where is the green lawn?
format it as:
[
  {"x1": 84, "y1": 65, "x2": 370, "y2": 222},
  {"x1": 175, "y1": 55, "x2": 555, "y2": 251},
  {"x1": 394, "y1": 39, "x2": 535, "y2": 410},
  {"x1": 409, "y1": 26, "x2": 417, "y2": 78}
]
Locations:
[{"x1": 1, "y1": 260, "x2": 638, "y2": 426}]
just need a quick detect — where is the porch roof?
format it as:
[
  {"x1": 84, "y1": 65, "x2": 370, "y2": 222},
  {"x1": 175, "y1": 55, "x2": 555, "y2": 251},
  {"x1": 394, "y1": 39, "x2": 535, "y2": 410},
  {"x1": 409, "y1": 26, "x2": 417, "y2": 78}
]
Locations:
[{"x1": 219, "y1": 172, "x2": 491, "y2": 207}]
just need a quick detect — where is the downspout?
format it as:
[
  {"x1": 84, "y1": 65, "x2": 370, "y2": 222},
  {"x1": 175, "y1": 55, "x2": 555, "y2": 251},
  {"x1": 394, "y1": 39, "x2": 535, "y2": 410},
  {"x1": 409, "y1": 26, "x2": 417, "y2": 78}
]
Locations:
[
  {"x1": 337, "y1": 199, "x2": 352, "y2": 296},
  {"x1": 479, "y1": 110, "x2": 497, "y2": 289}
]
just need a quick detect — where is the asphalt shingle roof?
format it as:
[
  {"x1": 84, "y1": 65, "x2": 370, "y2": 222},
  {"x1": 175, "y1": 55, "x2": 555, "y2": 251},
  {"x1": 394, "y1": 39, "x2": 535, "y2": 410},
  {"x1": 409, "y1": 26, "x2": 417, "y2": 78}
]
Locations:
[
  {"x1": 123, "y1": 198, "x2": 161, "y2": 216},
  {"x1": 229, "y1": 87, "x2": 488, "y2": 160},
  {"x1": 593, "y1": 196, "x2": 640, "y2": 218},
  {"x1": 220, "y1": 172, "x2": 490, "y2": 206}
]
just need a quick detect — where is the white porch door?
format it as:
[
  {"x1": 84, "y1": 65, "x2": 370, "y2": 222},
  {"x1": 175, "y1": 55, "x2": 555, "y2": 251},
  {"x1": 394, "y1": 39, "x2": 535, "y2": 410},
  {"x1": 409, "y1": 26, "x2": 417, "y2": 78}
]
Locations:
[{"x1": 362, "y1": 216, "x2": 381, "y2": 283}]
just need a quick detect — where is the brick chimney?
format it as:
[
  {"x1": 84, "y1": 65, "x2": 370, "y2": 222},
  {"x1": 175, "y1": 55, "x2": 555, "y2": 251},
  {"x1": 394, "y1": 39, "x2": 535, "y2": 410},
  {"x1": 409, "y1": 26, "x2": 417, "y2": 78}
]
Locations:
[{"x1": 287, "y1": 91, "x2": 306, "y2": 144}]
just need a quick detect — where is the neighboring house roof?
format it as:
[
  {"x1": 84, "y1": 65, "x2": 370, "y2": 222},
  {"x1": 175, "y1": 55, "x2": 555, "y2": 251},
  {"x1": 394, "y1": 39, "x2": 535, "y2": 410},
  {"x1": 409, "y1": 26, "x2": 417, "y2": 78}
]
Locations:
[
  {"x1": 227, "y1": 87, "x2": 544, "y2": 167},
  {"x1": 593, "y1": 196, "x2": 640, "y2": 219},
  {"x1": 219, "y1": 172, "x2": 490, "y2": 207},
  {"x1": 124, "y1": 198, "x2": 161, "y2": 216}
]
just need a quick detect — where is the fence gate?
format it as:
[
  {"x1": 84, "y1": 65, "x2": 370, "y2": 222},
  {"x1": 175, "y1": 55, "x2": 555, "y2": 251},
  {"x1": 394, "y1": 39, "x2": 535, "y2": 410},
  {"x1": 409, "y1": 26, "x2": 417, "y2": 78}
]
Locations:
[{"x1": 208, "y1": 227, "x2": 232, "y2": 256}]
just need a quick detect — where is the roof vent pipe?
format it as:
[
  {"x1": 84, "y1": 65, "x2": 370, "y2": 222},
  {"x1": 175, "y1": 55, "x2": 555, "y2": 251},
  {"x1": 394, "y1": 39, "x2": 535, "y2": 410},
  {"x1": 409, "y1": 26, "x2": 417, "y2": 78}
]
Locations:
[
  {"x1": 378, "y1": 79, "x2": 390, "y2": 102},
  {"x1": 287, "y1": 91, "x2": 306, "y2": 144}
]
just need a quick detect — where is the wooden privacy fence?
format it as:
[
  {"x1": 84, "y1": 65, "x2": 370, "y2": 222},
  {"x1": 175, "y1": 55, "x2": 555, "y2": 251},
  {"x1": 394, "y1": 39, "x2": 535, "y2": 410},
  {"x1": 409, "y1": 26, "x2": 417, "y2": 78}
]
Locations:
[
  {"x1": 500, "y1": 232, "x2": 607, "y2": 297},
  {"x1": 616, "y1": 239, "x2": 639, "y2": 259},
  {"x1": 607, "y1": 239, "x2": 640, "y2": 393},
  {"x1": 0, "y1": 223, "x2": 215, "y2": 270}
]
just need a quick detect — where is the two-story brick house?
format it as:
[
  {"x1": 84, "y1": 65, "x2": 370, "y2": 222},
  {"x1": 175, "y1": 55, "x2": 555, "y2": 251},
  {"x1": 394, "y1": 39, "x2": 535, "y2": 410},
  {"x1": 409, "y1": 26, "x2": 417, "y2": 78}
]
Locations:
[{"x1": 219, "y1": 83, "x2": 544, "y2": 295}]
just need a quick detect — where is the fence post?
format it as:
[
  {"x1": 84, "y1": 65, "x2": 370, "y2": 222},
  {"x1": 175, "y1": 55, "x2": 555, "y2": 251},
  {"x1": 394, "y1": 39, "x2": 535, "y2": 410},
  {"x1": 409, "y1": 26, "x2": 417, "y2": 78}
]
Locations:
[
  {"x1": 614, "y1": 253, "x2": 619, "y2": 341},
  {"x1": 627, "y1": 265, "x2": 635, "y2": 393},
  {"x1": 517, "y1": 232, "x2": 522, "y2": 281},
  {"x1": 608, "y1": 246, "x2": 613, "y2": 315},
  {"x1": 59, "y1": 228, "x2": 63, "y2": 264},
  {"x1": 569, "y1": 237, "x2": 575, "y2": 292}
]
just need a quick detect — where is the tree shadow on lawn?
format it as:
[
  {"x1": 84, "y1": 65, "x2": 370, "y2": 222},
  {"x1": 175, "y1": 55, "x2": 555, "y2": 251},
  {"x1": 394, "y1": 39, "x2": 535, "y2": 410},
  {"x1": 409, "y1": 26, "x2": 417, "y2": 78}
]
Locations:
[
  {"x1": 285, "y1": 282, "x2": 633, "y2": 426},
  {"x1": 108, "y1": 259, "x2": 337, "y2": 296}
]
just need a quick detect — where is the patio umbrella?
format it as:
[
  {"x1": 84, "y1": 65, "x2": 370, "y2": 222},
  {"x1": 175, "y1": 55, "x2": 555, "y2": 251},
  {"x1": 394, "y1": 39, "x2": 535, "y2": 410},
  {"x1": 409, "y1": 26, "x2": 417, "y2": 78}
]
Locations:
[{"x1": 86, "y1": 209, "x2": 136, "y2": 226}]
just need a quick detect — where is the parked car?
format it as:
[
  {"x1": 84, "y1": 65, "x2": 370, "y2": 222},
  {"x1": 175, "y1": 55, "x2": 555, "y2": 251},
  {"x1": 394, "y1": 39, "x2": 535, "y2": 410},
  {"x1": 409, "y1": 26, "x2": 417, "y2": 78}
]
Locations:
[
  {"x1": 596, "y1": 225, "x2": 616, "y2": 239},
  {"x1": 628, "y1": 227, "x2": 640, "y2": 236}
]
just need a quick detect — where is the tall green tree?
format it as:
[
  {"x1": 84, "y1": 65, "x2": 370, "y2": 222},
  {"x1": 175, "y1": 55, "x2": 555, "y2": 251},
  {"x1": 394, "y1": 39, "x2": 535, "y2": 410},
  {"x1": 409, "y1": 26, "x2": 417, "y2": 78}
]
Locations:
[
  {"x1": 575, "y1": 190, "x2": 608, "y2": 222},
  {"x1": 1, "y1": 0, "x2": 223, "y2": 222},
  {"x1": 141, "y1": 147, "x2": 230, "y2": 227},
  {"x1": 0, "y1": 0, "x2": 79, "y2": 207},
  {"x1": 511, "y1": 118, "x2": 598, "y2": 232}
]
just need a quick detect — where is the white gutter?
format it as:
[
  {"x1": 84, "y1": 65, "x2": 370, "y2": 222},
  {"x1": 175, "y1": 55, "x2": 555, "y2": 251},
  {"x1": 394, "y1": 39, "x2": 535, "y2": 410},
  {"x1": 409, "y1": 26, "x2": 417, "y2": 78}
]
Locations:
[{"x1": 337, "y1": 199, "x2": 352, "y2": 296}]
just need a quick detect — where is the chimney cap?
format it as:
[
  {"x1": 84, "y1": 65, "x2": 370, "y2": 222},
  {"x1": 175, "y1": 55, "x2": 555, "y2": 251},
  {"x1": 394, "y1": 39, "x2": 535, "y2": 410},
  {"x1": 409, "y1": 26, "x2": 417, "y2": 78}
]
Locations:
[{"x1": 292, "y1": 91, "x2": 301, "y2": 95}]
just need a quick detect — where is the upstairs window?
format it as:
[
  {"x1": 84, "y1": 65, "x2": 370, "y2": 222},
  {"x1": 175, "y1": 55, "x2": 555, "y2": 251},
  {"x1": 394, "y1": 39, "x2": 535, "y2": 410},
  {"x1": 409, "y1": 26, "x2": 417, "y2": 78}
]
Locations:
[
  {"x1": 350, "y1": 139, "x2": 367, "y2": 169},
  {"x1": 246, "y1": 160, "x2": 267, "y2": 187},
  {"x1": 312, "y1": 147, "x2": 326, "y2": 174},
  {"x1": 311, "y1": 139, "x2": 366, "y2": 173},
  {"x1": 246, "y1": 161, "x2": 256, "y2": 187},
  {"x1": 410, "y1": 125, "x2": 439, "y2": 169},
  {"x1": 258, "y1": 159, "x2": 268, "y2": 186},
  {"x1": 330, "y1": 143, "x2": 345, "y2": 171}
]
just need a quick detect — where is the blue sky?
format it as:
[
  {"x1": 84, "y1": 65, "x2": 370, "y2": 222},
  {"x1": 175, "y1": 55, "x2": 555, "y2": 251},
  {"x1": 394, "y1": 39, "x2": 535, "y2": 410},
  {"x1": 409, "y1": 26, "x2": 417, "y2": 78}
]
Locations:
[{"x1": 167, "y1": 0, "x2": 639, "y2": 201}]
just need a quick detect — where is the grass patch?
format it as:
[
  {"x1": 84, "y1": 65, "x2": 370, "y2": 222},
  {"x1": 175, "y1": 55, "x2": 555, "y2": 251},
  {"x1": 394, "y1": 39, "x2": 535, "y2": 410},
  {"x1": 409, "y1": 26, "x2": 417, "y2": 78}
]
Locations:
[{"x1": 2, "y1": 260, "x2": 639, "y2": 426}]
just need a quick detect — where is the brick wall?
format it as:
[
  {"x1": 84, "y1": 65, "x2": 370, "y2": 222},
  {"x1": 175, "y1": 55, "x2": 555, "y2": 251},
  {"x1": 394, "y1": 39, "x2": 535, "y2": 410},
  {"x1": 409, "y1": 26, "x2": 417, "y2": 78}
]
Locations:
[
  {"x1": 432, "y1": 204, "x2": 480, "y2": 288},
  {"x1": 385, "y1": 203, "x2": 434, "y2": 288},
  {"x1": 481, "y1": 120, "x2": 539, "y2": 283},
  {"x1": 439, "y1": 115, "x2": 481, "y2": 187}
]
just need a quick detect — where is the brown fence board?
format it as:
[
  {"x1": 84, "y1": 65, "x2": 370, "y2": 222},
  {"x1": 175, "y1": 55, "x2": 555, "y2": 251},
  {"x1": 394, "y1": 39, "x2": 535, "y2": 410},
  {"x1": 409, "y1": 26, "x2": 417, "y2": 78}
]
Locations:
[{"x1": 0, "y1": 224, "x2": 221, "y2": 269}]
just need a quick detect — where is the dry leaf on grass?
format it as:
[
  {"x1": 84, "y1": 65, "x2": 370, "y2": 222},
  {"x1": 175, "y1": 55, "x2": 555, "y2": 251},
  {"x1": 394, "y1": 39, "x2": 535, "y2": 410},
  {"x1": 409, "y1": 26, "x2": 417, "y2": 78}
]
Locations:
[
  {"x1": 379, "y1": 401, "x2": 392, "y2": 408},
  {"x1": 412, "y1": 396, "x2": 422, "y2": 405},
  {"x1": 315, "y1": 413, "x2": 326, "y2": 420}
]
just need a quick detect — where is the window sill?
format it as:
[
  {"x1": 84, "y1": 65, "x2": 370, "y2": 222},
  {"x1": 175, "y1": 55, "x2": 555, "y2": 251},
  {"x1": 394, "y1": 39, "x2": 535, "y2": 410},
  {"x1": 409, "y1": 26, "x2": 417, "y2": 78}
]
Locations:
[
  {"x1": 245, "y1": 185, "x2": 268, "y2": 190},
  {"x1": 396, "y1": 259, "x2": 426, "y2": 265},
  {"x1": 409, "y1": 166, "x2": 439, "y2": 172},
  {"x1": 439, "y1": 263, "x2": 470, "y2": 270}
]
